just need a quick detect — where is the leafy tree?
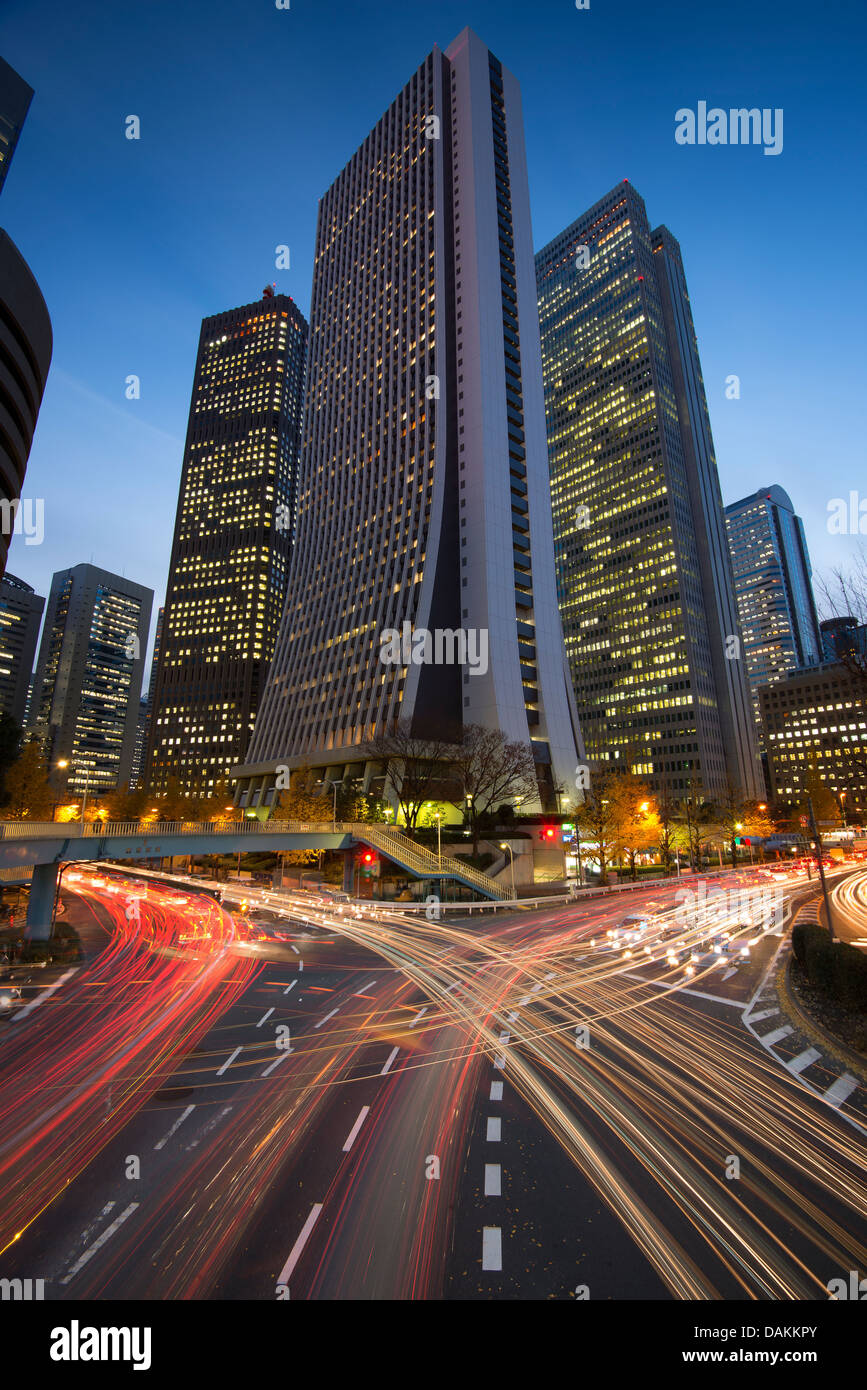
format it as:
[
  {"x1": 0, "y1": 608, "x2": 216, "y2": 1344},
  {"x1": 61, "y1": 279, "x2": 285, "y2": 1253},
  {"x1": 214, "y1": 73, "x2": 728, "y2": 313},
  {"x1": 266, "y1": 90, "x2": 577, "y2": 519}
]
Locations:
[
  {"x1": 608, "y1": 776, "x2": 660, "y2": 879},
  {"x1": 0, "y1": 713, "x2": 21, "y2": 803},
  {"x1": 574, "y1": 770, "x2": 623, "y2": 886},
  {"x1": 272, "y1": 766, "x2": 329, "y2": 822},
  {"x1": 3, "y1": 738, "x2": 53, "y2": 820},
  {"x1": 100, "y1": 785, "x2": 150, "y2": 822}
]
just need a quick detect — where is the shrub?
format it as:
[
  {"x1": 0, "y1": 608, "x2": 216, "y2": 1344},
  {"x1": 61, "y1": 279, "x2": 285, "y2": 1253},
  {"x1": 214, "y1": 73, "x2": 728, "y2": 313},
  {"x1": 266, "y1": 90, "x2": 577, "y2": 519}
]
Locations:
[{"x1": 792, "y1": 920, "x2": 826, "y2": 968}]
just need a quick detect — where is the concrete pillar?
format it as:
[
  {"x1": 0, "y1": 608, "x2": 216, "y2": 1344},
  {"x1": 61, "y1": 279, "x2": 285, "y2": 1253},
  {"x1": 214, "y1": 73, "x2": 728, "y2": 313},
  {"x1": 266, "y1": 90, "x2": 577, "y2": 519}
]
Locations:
[
  {"x1": 342, "y1": 849, "x2": 355, "y2": 895},
  {"x1": 25, "y1": 861, "x2": 60, "y2": 942}
]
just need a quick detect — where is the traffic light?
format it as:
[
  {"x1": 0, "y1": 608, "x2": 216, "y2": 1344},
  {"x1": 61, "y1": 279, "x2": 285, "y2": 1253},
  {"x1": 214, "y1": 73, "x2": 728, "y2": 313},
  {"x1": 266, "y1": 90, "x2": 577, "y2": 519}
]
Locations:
[
  {"x1": 541, "y1": 826, "x2": 557, "y2": 843},
  {"x1": 359, "y1": 849, "x2": 379, "y2": 880}
]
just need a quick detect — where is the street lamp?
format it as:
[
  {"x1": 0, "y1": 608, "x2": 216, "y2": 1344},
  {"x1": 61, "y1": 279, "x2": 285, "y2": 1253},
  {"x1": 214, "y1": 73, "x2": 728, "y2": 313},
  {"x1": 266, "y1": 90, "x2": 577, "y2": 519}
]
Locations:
[
  {"x1": 499, "y1": 841, "x2": 516, "y2": 900},
  {"x1": 434, "y1": 812, "x2": 442, "y2": 870}
]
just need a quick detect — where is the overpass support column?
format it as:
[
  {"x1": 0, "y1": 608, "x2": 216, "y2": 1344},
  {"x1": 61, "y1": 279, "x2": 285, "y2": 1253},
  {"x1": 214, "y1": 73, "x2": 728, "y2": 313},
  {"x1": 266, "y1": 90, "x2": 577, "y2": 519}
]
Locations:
[
  {"x1": 25, "y1": 861, "x2": 60, "y2": 942},
  {"x1": 342, "y1": 850, "x2": 355, "y2": 896}
]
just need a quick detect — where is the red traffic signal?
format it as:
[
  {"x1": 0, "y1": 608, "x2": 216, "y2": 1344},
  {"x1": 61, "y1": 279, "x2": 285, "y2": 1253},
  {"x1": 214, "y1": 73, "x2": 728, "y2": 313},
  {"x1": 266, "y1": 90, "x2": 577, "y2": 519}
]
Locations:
[
  {"x1": 541, "y1": 826, "x2": 557, "y2": 842},
  {"x1": 360, "y1": 850, "x2": 375, "y2": 864}
]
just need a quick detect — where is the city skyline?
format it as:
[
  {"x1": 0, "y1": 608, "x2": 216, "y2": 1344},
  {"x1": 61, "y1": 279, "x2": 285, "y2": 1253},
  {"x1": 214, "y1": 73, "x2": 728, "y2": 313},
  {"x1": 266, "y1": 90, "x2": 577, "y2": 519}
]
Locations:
[{"x1": 2, "y1": 0, "x2": 865, "y2": 648}]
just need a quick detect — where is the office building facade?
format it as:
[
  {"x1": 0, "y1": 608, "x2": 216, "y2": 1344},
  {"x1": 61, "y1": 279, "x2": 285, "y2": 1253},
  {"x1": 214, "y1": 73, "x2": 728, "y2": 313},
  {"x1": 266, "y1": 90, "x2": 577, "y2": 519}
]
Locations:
[
  {"x1": 145, "y1": 291, "x2": 308, "y2": 796},
  {"x1": 234, "y1": 28, "x2": 581, "y2": 814},
  {"x1": 0, "y1": 570, "x2": 43, "y2": 724},
  {"x1": 535, "y1": 182, "x2": 760, "y2": 801},
  {"x1": 760, "y1": 662, "x2": 867, "y2": 817},
  {"x1": 0, "y1": 57, "x2": 33, "y2": 196},
  {"x1": 30, "y1": 564, "x2": 152, "y2": 797},
  {"x1": 725, "y1": 486, "x2": 822, "y2": 746}
]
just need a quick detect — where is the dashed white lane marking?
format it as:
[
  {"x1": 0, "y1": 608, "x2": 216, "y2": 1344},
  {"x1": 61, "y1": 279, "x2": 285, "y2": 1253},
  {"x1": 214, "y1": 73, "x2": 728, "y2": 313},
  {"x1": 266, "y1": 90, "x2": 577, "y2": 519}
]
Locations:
[
  {"x1": 10, "y1": 968, "x2": 78, "y2": 1022},
  {"x1": 216, "y1": 1046, "x2": 243, "y2": 1076},
  {"x1": 314, "y1": 1007, "x2": 339, "y2": 1030},
  {"x1": 749, "y1": 1007, "x2": 780, "y2": 1023},
  {"x1": 762, "y1": 1024, "x2": 794, "y2": 1047},
  {"x1": 506, "y1": 1011, "x2": 518, "y2": 1022},
  {"x1": 785, "y1": 1047, "x2": 822, "y2": 1075},
  {"x1": 380, "y1": 1046, "x2": 400, "y2": 1075},
  {"x1": 154, "y1": 1104, "x2": 195, "y2": 1150},
  {"x1": 518, "y1": 995, "x2": 532, "y2": 1006},
  {"x1": 298, "y1": 960, "x2": 304, "y2": 972},
  {"x1": 530, "y1": 983, "x2": 543, "y2": 993},
  {"x1": 498, "y1": 1031, "x2": 510, "y2": 1045},
  {"x1": 277, "y1": 1204, "x2": 323, "y2": 1288},
  {"x1": 493, "y1": 1054, "x2": 506, "y2": 1071},
  {"x1": 290, "y1": 945, "x2": 300, "y2": 955},
  {"x1": 482, "y1": 1226, "x2": 502, "y2": 1271},
  {"x1": 489, "y1": 1081, "x2": 503, "y2": 1101},
  {"x1": 187, "y1": 1105, "x2": 233, "y2": 1149},
  {"x1": 409, "y1": 1007, "x2": 427, "y2": 1028},
  {"x1": 824, "y1": 1073, "x2": 859, "y2": 1107},
  {"x1": 257, "y1": 1007, "x2": 275, "y2": 1027},
  {"x1": 283, "y1": 981, "x2": 297, "y2": 995},
  {"x1": 486, "y1": 1117, "x2": 501, "y2": 1142},
  {"x1": 262, "y1": 1049, "x2": 293, "y2": 1076},
  {"x1": 354, "y1": 979, "x2": 377, "y2": 995},
  {"x1": 544, "y1": 972, "x2": 556, "y2": 980},
  {"x1": 60, "y1": 1202, "x2": 140, "y2": 1284},
  {"x1": 341, "y1": 1105, "x2": 370, "y2": 1152},
  {"x1": 484, "y1": 1163, "x2": 502, "y2": 1196}
]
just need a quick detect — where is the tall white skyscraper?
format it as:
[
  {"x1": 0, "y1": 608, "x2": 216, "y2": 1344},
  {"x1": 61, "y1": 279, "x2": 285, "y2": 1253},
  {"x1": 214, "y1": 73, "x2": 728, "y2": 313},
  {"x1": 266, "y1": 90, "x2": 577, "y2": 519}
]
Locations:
[{"x1": 234, "y1": 28, "x2": 581, "y2": 814}]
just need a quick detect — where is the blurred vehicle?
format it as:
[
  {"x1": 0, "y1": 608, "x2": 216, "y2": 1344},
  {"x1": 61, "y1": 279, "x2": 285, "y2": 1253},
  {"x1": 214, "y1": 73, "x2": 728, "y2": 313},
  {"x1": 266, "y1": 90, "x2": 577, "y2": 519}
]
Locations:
[{"x1": 0, "y1": 984, "x2": 23, "y2": 1011}]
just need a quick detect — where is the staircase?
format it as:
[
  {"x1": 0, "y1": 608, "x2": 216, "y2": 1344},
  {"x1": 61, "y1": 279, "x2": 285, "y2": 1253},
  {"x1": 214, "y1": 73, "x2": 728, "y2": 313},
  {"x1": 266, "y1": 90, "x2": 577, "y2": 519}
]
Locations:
[{"x1": 354, "y1": 824, "x2": 512, "y2": 901}]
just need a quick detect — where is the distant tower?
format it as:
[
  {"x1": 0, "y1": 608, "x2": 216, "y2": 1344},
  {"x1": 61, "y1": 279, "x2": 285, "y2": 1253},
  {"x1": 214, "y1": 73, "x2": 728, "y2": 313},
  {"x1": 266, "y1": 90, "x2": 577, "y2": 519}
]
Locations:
[
  {"x1": 30, "y1": 564, "x2": 153, "y2": 796},
  {"x1": 536, "y1": 182, "x2": 760, "y2": 800},
  {"x1": 725, "y1": 485, "x2": 822, "y2": 744},
  {"x1": 0, "y1": 571, "x2": 44, "y2": 724},
  {"x1": 145, "y1": 292, "x2": 308, "y2": 795},
  {"x1": 233, "y1": 28, "x2": 581, "y2": 815}
]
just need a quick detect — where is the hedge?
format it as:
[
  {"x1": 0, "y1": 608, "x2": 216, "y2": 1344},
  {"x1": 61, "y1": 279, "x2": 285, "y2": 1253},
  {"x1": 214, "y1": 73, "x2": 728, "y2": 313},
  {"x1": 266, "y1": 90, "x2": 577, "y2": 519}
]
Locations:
[{"x1": 793, "y1": 920, "x2": 867, "y2": 1011}]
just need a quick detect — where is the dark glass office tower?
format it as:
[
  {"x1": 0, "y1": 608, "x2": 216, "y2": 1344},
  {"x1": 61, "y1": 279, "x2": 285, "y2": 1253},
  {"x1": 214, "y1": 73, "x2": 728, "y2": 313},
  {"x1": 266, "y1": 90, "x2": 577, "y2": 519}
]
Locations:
[
  {"x1": 234, "y1": 28, "x2": 581, "y2": 814},
  {"x1": 0, "y1": 57, "x2": 33, "y2": 196},
  {"x1": 0, "y1": 571, "x2": 43, "y2": 724},
  {"x1": 725, "y1": 485, "x2": 822, "y2": 745},
  {"x1": 146, "y1": 291, "x2": 308, "y2": 796},
  {"x1": 0, "y1": 60, "x2": 51, "y2": 580},
  {"x1": 30, "y1": 564, "x2": 153, "y2": 797},
  {"x1": 536, "y1": 183, "x2": 760, "y2": 800}
]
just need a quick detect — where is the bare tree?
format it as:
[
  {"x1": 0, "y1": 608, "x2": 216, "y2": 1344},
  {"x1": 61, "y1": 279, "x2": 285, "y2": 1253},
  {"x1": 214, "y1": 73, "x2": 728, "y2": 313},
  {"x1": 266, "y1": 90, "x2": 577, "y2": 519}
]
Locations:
[
  {"x1": 366, "y1": 722, "x2": 457, "y2": 833},
  {"x1": 574, "y1": 770, "x2": 623, "y2": 886},
  {"x1": 449, "y1": 725, "x2": 538, "y2": 854}
]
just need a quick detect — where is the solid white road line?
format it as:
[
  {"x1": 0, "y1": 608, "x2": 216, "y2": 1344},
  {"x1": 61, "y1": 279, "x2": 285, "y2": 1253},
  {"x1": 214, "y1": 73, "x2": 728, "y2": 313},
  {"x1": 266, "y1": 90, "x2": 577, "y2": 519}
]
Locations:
[
  {"x1": 489, "y1": 1081, "x2": 503, "y2": 1101},
  {"x1": 486, "y1": 1117, "x2": 501, "y2": 1142},
  {"x1": 61, "y1": 1202, "x2": 140, "y2": 1284},
  {"x1": 785, "y1": 1047, "x2": 822, "y2": 1075},
  {"x1": 484, "y1": 1163, "x2": 502, "y2": 1196},
  {"x1": 154, "y1": 1104, "x2": 195, "y2": 1151},
  {"x1": 342, "y1": 1105, "x2": 371, "y2": 1153},
  {"x1": 762, "y1": 1024, "x2": 794, "y2": 1047},
  {"x1": 257, "y1": 1007, "x2": 275, "y2": 1027},
  {"x1": 314, "y1": 1007, "x2": 339, "y2": 1029},
  {"x1": 216, "y1": 1046, "x2": 242, "y2": 1076},
  {"x1": 277, "y1": 1204, "x2": 323, "y2": 1288},
  {"x1": 10, "y1": 968, "x2": 78, "y2": 1023},
  {"x1": 482, "y1": 1226, "x2": 502, "y2": 1271},
  {"x1": 380, "y1": 1046, "x2": 400, "y2": 1075},
  {"x1": 823, "y1": 1072, "x2": 859, "y2": 1108}
]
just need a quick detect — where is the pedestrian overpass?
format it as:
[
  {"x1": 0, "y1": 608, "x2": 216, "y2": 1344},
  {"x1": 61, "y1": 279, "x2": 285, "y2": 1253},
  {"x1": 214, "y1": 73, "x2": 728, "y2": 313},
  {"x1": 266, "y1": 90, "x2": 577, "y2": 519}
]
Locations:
[{"x1": 0, "y1": 819, "x2": 511, "y2": 938}]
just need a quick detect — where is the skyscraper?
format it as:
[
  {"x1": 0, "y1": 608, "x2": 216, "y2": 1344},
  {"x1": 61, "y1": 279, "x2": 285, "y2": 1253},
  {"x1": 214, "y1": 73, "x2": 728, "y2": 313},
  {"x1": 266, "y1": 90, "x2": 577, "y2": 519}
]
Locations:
[
  {"x1": 145, "y1": 291, "x2": 308, "y2": 796},
  {"x1": 30, "y1": 564, "x2": 152, "y2": 797},
  {"x1": 234, "y1": 28, "x2": 581, "y2": 814},
  {"x1": 725, "y1": 485, "x2": 822, "y2": 743},
  {"x1": 535, "y1": 182, "x2": 760, "y2": 801},
  {"x1": 0, "y1": 571, "x2": 44, "y2": 724},
  {"x1": 0, "y1": 57, "x2": 33, "y2": 196},
  {"x1": 0, "y1": 60, "x2": 51, "y2": 580}
]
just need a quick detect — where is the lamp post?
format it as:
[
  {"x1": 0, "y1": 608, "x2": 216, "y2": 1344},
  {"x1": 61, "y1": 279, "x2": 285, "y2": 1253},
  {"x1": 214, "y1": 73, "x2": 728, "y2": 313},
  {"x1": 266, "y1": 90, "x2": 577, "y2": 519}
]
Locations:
[
  {"x1": 53, "y1": 759, "x2": 69, "y2": 820},
  {"x1": 499, "y1": 841, "x2": 516, "y2": 900},
  {"x1": 434, "y1": 812, "x2": 442, "y2": 870}
]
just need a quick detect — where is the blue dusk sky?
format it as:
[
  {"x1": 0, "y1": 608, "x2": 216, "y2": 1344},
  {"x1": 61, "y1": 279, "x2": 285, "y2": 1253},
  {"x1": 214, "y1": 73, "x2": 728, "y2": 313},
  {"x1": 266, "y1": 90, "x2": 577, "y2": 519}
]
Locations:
[{"x1": 2, "y1": 0, "x2": 865, "y2": 665}]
